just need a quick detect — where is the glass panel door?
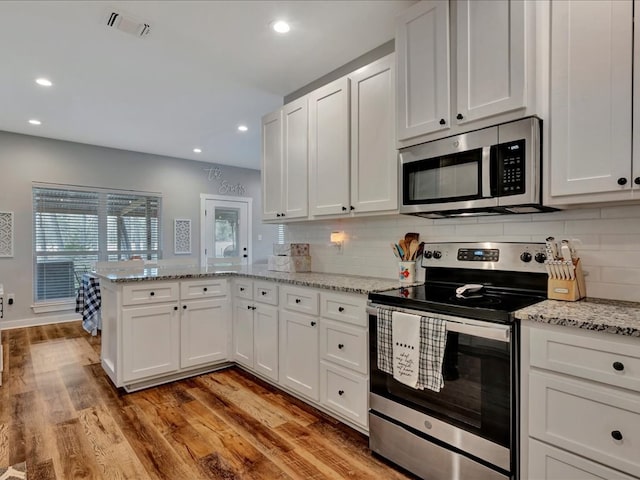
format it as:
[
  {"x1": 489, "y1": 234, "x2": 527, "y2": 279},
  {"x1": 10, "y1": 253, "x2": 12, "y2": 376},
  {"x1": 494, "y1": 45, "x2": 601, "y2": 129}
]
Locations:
[{"x1": 204, "y1": 198, "x2": 250, "y2": 267}]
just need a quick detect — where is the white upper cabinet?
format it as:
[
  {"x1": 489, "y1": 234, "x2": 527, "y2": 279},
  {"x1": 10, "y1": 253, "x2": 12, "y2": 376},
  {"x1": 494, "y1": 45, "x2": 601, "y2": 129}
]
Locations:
[
  {"x1": 548, "y1": 0, "x2": 636, "y2": 204},
  {"x1": 455, "y1": 0, "x2": 525, "y2": 124},
  {"x1": 396, "y1": 0, "x2": 450, "y2": 139},
  {"x1": 396, "y1": 0, "x2": 536, "y2": 148},
  {"x1": 309, "y1": 77, "x2": 351, "y2": 216},
  {"x1": 261, "y1": 99, "x2": 309, "y2": 221},
  {"x1": 349, "y1": 54, "x2": 398, "y2": 213},
  {"x1": 261, "y1": 110, "x2": 283, "y2": 220},
  {"x1": 282, "y1": 97, "x2": 309, "y2": 219}
]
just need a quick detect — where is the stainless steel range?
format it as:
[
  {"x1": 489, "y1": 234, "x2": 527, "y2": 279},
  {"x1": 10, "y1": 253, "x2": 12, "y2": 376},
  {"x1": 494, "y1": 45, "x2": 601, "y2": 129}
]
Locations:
[{"x1": 367, "y1": 242, "x2": 548, "y2": 480}]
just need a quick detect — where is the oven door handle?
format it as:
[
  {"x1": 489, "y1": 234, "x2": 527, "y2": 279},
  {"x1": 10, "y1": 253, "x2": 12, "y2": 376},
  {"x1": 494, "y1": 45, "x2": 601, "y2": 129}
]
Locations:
[
  {"x1": 368, "y1": 306, "x2": 510, "y2": 343},
  {"x1": 445, "y1": 321, "x2": 510, "y2": 343}
]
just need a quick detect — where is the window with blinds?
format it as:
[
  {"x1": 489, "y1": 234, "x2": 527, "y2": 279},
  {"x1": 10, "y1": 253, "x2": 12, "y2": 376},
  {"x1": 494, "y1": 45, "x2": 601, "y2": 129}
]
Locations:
[{"x1": 33, "y1": 184, "x2": 162, "y2": 302}]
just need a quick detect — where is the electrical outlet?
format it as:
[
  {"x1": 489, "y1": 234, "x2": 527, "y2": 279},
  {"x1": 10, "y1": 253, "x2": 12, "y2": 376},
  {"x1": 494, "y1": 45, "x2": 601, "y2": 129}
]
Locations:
[{"x1": 7, "y1": 294, "x2": 14, "y2": 305}]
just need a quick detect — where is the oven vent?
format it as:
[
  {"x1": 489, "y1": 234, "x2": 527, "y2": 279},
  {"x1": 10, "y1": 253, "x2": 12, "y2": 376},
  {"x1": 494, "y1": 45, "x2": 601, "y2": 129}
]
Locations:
[{"x1": 105, "y1": 10, "x2": 151, "y2": 38}]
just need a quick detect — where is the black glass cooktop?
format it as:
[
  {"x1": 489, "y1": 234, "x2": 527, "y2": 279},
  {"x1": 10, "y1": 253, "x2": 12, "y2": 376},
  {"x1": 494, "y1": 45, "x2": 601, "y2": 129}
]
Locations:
[{"x1": 369, "y1": 282, "x2": 546, "y2": 323}]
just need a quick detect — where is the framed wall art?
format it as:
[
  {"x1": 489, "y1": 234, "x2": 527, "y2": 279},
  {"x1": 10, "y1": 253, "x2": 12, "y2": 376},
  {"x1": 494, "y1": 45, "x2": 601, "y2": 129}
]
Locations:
[
  {"x1": 174, "y1": 218, "x2": 192, "y2": 255},
  {"x1": 0, "y1": 211, "x2": 14, "y2": 257}
]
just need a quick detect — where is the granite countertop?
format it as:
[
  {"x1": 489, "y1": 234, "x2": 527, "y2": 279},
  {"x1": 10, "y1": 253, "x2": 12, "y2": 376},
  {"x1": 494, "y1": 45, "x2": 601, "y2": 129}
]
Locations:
[
  {"x1": 515, "y1": 298, "x2": 640, "y2": 337},
  {"x1": 94, "y1": 264, "x2": 410, "y2": 295}
]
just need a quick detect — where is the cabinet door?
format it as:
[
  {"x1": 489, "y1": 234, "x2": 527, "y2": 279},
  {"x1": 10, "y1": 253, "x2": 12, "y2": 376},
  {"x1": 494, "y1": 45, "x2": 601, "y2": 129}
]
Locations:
[
  {"x1": 283, "y1": 97, "x2": 309, "y2": 219},
  {"x1": 254, "y1": 304, "x2": 279, "y2": 382},
  {"x1": 550, "y1": 0, "x2": 632, "y2": 198},
  {"x1": 396, "y1": 0, "x2": 450, "y2": 140},
  {"x1": 529, "y1": 371, "x2": 640, "y2": 478},
  {"x1": 232, "y1": 299, "x2": 254, "y2": 368},
  {"x1": 309, "y1": 77, "x2": 350, "y2": 216},
  {"x1": 261, "y1": 109, "x2": 283, "y2": 220},
  {"x1": 350, "y1": 54, "x2": 397, "y2": 213},
  {"x1": 529, "y1": 439, "x2": 638, "y2": 480},
  {"x1": 180, "y1": 298, "x2": 229, "y2": 369},
  {"x1": 456, "y1": 0, "x2": 525, "y2": 124},
  {"x1": 279, "y1": 310, "x2": 319, "y2": 401},
  {"x1": 122, "y1": 304, "x2": 179, "y2": 382}
]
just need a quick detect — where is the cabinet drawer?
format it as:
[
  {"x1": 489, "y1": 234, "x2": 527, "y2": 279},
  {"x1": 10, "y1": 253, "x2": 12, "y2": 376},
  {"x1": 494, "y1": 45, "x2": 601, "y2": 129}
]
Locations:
[
  {"x1": 528, "y1": 438, "x2": 638, "y2": 480},
  {"x1": 320, "y1": 319, "x2": 367, "y2": 374},
  {"x1": 180, "y1": 278, "x2": 227, "y2": 299},
  {"x1": 320, "y1": 361, "x2": 368, "y2": 428},
  {"x1": 254, "y1": 281, "x2": 278, "y2": 306},
  {"x1": 320, "y1": 292, "x2": 367, "y2": 327},
  {"x1": 122, "y1": 282, "x2": 179, "y2": 306},
  {"x1": 530, "y1": 326, "x2": 640, "y2": 393},
  {"x1": 529, "y1": 370, "x2": 640, "y2": 478},
  {"x1": 233, "y1": 279, "x2": 253, "y2": 299},
  {"x1": 281, "y1": 286, "x2": 319, "y2": 315}
]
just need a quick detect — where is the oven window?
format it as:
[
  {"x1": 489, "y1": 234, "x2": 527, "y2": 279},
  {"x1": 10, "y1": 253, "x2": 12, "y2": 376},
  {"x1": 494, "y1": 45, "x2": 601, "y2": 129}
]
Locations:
[
  {"x1": 404, "y1": 149, "x2": 482, "y2": 203},
  {"x1": 372, "y1": 329, "x2": 511, "y2": 448}
]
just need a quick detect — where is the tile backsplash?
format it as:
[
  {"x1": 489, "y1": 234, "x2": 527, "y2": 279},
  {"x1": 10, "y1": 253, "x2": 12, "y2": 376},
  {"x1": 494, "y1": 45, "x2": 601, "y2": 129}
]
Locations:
[{"x1": 286, "y1": 204, "x2": 640, "y2": 302}]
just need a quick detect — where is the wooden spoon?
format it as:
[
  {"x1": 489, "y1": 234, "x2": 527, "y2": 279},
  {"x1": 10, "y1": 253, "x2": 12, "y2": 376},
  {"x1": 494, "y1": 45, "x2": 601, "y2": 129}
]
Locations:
[
  {"x1": 408, "y1": 239, "x2": 419, "y2": 261},
  {"x1": 398, "y1": 239, "x2": 408, "y2": 260},
  {"x1": 404, "y1": 232, "x2": 419, "y2": 246}
]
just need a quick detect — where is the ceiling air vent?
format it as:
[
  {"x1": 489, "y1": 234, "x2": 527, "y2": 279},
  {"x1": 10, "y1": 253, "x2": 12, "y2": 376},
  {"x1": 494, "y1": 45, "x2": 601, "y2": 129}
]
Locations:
[{"x1": 105, "y1": 10, "x2": 151, "y2": 38}]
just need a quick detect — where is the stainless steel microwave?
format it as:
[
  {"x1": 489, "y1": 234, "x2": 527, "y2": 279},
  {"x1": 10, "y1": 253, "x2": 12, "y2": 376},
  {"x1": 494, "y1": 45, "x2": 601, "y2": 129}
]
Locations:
[{"x1": 399, "y1": 117, "x2": 557, "y2": 218}]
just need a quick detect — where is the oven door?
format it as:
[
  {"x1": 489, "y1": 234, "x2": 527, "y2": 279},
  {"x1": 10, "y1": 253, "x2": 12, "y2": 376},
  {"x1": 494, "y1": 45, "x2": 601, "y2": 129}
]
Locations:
[
  {"x1": 399, "y1": 126, "x2": 499, "y2": 215},
  {"x1": 368, "y1": 305, "x2": 517, "y2": 476}
]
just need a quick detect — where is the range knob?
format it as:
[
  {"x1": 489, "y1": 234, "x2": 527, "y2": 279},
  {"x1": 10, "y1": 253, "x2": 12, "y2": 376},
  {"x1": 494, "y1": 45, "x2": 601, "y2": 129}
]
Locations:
[
  {"x1": 424, "y1": 251, "x2": 433, "y2": 259},
  {"x1": 433, "y1": 251, "x2": 442, "y2": 259},
  {"x1": 534, "y1": 252, "x2": 547, "y2": 264},
  {"x1": 520, "y1": 252, "x2": 532, "y2": 263}
]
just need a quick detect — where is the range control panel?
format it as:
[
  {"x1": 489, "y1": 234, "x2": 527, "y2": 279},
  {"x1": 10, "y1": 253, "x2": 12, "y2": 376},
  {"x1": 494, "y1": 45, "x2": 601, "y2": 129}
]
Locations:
[
  {"x1": 457, "y1": 248, "x2": 499, "y2": 262},
  {"x1": 421, "y1": 242, "x2": 547, "y2": 273}
]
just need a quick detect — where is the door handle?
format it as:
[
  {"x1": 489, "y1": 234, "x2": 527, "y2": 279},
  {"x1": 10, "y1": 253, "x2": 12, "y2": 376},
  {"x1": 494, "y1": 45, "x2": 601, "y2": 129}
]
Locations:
[{"x1": 481, "y1": 146, "x2": 492, "y2": 198}]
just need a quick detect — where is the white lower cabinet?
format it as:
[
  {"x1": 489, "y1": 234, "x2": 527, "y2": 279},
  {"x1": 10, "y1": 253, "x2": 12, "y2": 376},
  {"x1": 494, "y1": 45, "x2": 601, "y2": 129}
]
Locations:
[
  {"x1": 102, "y1": 279, "x2": 230, "y2": 391},
  {"x1": 122, "y1": 303, "x2": 180, "y2": 382},
  {"x1": 524, "y1": 322, "x2": 640, "y2": 479},
  {"x1": 279, "y1": 309, "x2": 319, "y2": 401},
  {"x1": 320, "y1": 361, "x2": 368, "y2": 428},
  {"x1": 529, "y1": 439, "x2": 638, "y2": 480},
  {"x1": 318, "y1": 290, "x2": 369, "y2": 429},
  {"x1": 232, "y1": 298, "x2": 255, "y2": 368},
  {"x1": 180, "y1": 298, "x2": 229, "y2": 369},
  {"x1": 232, "y1": 280, "x2": 279, "y2": 382},
  {"x1": 254, "y1": 303, "x2": 278, "y2": 382}
]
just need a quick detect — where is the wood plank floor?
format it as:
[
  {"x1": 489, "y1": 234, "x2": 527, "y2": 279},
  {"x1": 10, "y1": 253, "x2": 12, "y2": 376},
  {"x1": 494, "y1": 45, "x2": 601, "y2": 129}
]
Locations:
[{"x1": 0, "y1": 321, "x2": 415, "y2": 480}]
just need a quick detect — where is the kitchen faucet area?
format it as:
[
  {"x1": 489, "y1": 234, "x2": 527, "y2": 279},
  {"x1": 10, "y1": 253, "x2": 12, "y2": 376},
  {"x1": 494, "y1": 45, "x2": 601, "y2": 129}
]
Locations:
[{"x1": 0, "y1": 1, "x2": 639, "y2": 479}]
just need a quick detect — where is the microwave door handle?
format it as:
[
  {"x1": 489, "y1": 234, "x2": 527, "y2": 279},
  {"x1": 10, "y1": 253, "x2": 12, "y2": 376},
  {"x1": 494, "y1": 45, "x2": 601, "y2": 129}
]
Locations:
[{"x1": 482, "y1": 146, "x2": 492, "y2": 197}]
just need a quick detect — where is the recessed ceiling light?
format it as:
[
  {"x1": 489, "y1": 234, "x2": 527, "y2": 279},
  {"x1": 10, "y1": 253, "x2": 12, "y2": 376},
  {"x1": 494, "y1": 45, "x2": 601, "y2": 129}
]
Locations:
[
  {"x1": 193, "y1": 148, "x2": 202, "y2": 153},
  {"x1": 28, "y1": 119, "x2": 42, "y2": 125},
  {"x1": 272, "y1": 20, "x2": 290, "y2": 34},
  {"x1": 35, "y1": 78, "x2": 53, "y2": 87},
  {"x1": 238, "y1": 125, "x2": 248, "y2": 132}
]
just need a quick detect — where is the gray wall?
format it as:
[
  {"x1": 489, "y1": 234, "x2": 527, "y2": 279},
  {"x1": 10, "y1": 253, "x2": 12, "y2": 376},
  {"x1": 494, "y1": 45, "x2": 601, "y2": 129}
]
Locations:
[{"x1": 0, "y1": 130, "x2": 277, "y2": 324}]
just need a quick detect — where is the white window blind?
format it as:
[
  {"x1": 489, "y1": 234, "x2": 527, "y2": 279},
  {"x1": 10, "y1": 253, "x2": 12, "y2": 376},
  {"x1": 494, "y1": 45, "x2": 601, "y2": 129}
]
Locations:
[{"x1": 33, "y1": 185, "x2": 162, "y2": 302}]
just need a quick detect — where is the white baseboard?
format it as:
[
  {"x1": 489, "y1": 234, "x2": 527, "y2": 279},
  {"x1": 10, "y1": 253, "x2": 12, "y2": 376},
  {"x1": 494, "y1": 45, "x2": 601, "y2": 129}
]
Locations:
[{"x1": 0, "y1": 312, "x2": 81, "y2": 331}]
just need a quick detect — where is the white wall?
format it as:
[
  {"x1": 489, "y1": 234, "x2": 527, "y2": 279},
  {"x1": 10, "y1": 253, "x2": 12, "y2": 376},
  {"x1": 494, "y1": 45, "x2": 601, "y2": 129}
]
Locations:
[
  {"x1": 0, "y1": 131, "x2": 278, "y2": 325},
  {"x1": 287, "y1": 205, "x2": 640, "y2": 302}
]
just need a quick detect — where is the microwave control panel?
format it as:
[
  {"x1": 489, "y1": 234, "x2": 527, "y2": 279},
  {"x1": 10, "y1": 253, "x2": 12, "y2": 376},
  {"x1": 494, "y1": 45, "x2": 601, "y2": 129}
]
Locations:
[{"x1": 497, "y1": 139, "x2": 526, "y2": 196}]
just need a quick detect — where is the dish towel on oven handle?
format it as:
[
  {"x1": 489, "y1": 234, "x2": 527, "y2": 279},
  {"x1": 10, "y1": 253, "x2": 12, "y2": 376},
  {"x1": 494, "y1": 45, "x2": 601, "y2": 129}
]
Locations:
[
  {"x1": 376, "y1": 307, "x2": 446, "y2": 392},
  {"x1": 391, "y1": 311, "x2": 421, "y2": 388}
]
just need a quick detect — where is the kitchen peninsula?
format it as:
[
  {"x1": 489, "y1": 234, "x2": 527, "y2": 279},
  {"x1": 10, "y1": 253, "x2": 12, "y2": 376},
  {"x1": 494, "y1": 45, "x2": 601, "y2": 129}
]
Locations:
[{"x1": 95, "y1": 265, "x2": 404, "y2": 432}]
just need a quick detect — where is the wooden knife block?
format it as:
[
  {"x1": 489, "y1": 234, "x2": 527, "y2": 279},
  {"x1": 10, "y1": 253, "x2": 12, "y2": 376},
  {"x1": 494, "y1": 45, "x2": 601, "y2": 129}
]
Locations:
[{"x1": 547, "y1": 258, "x2": 586, "y2": 301}]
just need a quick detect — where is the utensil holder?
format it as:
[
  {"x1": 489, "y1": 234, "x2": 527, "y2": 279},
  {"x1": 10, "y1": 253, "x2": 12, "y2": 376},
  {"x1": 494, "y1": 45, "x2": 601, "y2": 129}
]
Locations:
[
  {"x1": 547, "y1": 258, "x2": 586, "y2": 301},
  {"x1": 399, "y1": 261, "x2": 416, "y2": 283}
]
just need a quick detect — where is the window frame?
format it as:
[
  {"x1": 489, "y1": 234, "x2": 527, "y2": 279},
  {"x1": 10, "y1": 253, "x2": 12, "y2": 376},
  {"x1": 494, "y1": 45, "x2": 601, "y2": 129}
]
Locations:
[{"x1": 32, "y1": 182, "x2": 162, "y2": 306}]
